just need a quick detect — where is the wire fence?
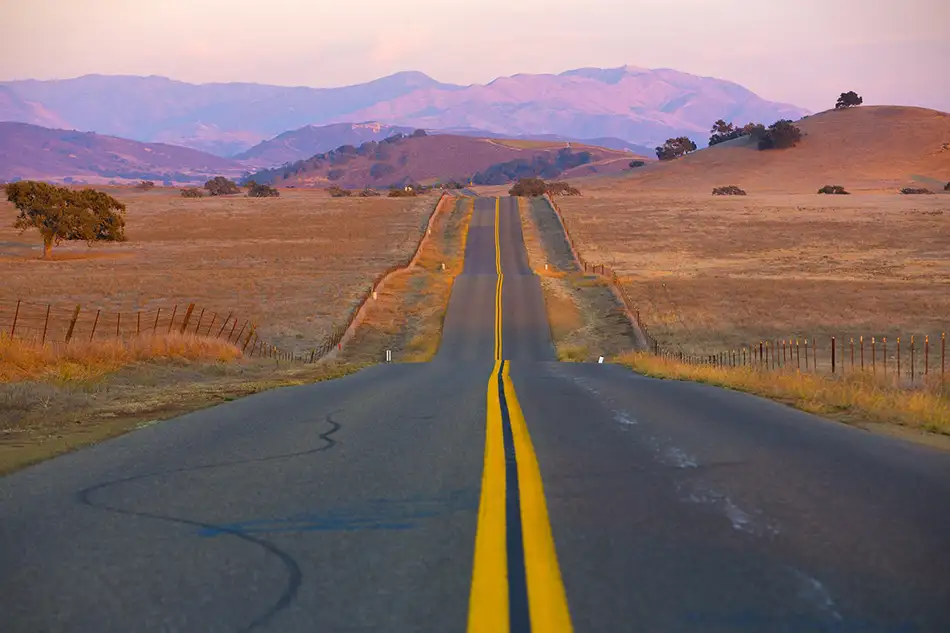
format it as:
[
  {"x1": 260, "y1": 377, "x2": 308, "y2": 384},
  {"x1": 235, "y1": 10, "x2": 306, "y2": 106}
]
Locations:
[
  {"x1": 542, "y1": 195, "x2": 948, "y2": 388},
  {"x1": 0, "y1": 299, "x2": 301, "y2": 363}
]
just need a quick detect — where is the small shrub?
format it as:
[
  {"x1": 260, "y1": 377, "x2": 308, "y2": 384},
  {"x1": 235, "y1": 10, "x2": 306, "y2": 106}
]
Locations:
[
  {"x1": 388, "y1": 188, "x2": 417, "y2": 197},
  {"x1": 411, "y1": 129, "x2": 427, "y2": 138},
  {"x1": 944, "y1": 182, "x2": 949, "y2": 191},
  {"x1": 327, "y1": 186, "x2": 351, "y2": 197},
  {"x1": 757, "y1": 120, "x2": 802, "y2": 150},
  {"x1": 629, "y1": 160, "x2": 646, "y2": 168},
  {"x1": 358, "y1": 188, "x2": 381, "y2": 197},
  {"x1": 509, "y1": 178, "x2": 548, "y2": 197},
  {"x1": 135, "y1": 180, "x2": 155, "y2": 190},
  {"x1": 247, "y1": 183, "x2": 279, "y2": 197},
  {"x1": 204, "y1": 176, "x2": 240, "y2": 196},
  {"x1": 180, "y1": 187, "x2": 204, "y2": 198},
  {"x1": 712, "y1": 185, "x2": 746, "y2": 196},
  {"x1": 818, "y1": 185, "x2": 850, "y2": 195},
  {"x1": 900, "y1": 187, "x2": 933, "y2": 195},
  {"x1": 547, "y1": 181, "x2": 581, "y2": 196}
]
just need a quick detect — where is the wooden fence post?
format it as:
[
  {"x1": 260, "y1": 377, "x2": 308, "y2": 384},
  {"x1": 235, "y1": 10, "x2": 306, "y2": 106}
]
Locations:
[
  {"x1": 65, "y1": 305, "x2": 81, "y2": 343},
  {"x1": 942, "y1": 333, "x2": 946, "y2": 381},
  {"x1": 831, "y1": 336, "x2": 836, "y2": 374},
  {"x1": 89, "y1": 309, "x2": 101, "y2": 342},
  {"x1": 137, "y1": 311, "x2": 141, "y2": 336},
  {"x1": 925, "y1": 335, "x2": 929, "y2": 377},
  {"x1": 860, "y1": 336, "x2": 864, "y2": 371},
  {"x1": 883, "y1": 337, "x2": 887, "y2": 378},
  {"x1": 153, "y1": 308, "x2": 161, "y2": 334},
  {"x1": 10, "y1": 300, "x2": 21, "y2": 339},
  {"x1": 850, "y1": 338, "x2": 854, "y2": 370},
  {"x1": 179, "y1": 303, "x2": 195, "y2": 334},
  {"x1": 897, "y1": 337, "x2": 901, "y2": 380},
  {"x1": 813, "y1": 337, "x2": 817, "y2": 371},
  {"x1": 242, "y1": 326, "x2": 256, "y2": 352},
  {"x1": 804, "y1": 339, "x2": 809, "y2": 370},
  {"x1": 195, "y1": 308, "x2": 205, "y2": 334},
  {"x1": 167, "y1": 304, "x2": 178, "y2": 334},
  {"x1": 41, "y1": 304, "x2": 51, "y2": 344},
  {"x1": 116, "y1": 312, "x2": 121, "y2": 338},
  {"x1": 233, "y1": 321, "x2": 247, "y2": 344},
  {"x1": 206, "y1": 312, "x2": 216, "y2": 336}
]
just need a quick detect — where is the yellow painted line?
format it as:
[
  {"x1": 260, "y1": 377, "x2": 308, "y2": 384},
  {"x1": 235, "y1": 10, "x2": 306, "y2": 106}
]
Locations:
[
  {"x1": 503, "y1": 361, "x2": 574, "y2": 632},
  {"x1": 467, "y1": 359, "x2": 509, "y2": 633}
]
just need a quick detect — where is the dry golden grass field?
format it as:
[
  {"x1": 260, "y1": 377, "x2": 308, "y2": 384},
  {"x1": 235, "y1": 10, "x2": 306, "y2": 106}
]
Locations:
[
  {"x1": 0, "y1": 187, "x2": 435, "y2": 354},
  {"x1": 557, "y1": 190, "x2": 950, "y2": 357}
]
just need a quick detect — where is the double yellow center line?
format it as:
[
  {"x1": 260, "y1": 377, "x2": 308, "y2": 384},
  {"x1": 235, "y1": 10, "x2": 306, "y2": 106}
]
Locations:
[{"x1": 468, "y1": 199, "x2": 573, "y2": 633}]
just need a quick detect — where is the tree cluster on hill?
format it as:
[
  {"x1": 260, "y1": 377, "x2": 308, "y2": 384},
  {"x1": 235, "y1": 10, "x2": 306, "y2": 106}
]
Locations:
[
  {"x1": 328, "y1": 186, "x2": 351, "y2": 197},
  {"x1": 5, "y1": 181, "x2": 126, "y2": 259},
  {"x1": 509, "y1": 178, "x2": 580, "y2": 197},
  {"x1": 751, "y1": 120, "x2": 802, "y2": 150},
  {"x1": 204, "y1": 176, "x2": 240, "y2": 196},
  {"x1": 243, "y1": 132, "x2": 414, "y2": 186},
  {"x1": 708, "y1": 120, "x2": 764, "y2": 146},
  {"x1": 180, "y1": 187, "x2": 204, "y2": 198},
  {"x1": 900, "y1": 187, "x2": 933, "y2": 195},
  {"x1": 655, "y1": 137, "x2": 697, "y2": 161},
  {"x1": 472, "y1": 149, "x2": 592, "y2": 185},
  {"x1": 835, "y1": 91, "x2": 863, "y2": 109}
]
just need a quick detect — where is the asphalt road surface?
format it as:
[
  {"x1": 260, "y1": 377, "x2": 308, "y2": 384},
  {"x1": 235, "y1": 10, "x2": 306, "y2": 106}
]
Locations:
[{"x1": 2, "y1": 197, "x2": 949, "y2": 632}]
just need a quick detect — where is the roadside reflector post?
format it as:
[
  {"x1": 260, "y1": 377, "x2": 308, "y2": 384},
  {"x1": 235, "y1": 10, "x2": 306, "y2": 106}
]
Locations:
[
  {"x1": 598, "y1": 356, "x2": 604, "y2": 364},
  {"x1": 441, "y1": 262, "x2": 446, "y2": 271},
  {"x1": 386, "y1": 349, "x2": 392, "y2": 363},
  {"x1": 373, "y1": 291, "x2": 377, "y2": 300}
]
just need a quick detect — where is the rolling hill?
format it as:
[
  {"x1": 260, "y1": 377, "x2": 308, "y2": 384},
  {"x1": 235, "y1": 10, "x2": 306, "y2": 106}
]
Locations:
[
  {"x1": 0, "y1": 67, "x2": 807, "y2": 155},
  {"x1": 247, "y1": 133, "x2": 640, "y2": 189},
  {"x1": 0, "y1": 122, "x2": 246, "y2": 185},
  {"x1": 586, "y1": 106, "x2": 950, "y2": 193},
  {"x1": 235, "y1": 122, "x2": 418, "y2": 167}
]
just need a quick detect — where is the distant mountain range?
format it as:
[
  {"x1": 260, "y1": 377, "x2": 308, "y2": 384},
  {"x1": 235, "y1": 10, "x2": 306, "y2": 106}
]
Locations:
[{"x1": 0, "y1": 66, "x2": 808, "y2": 156}]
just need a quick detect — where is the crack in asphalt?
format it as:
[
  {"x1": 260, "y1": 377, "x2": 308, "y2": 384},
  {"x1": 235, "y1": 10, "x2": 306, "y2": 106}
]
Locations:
[{"x1": 74, "y1": 410, "x2": 344, "y2": 632}]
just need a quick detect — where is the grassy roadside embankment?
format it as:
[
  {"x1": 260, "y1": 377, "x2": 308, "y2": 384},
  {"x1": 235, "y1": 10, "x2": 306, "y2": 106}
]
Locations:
[
  {"x1": 618, "y1": 351, "x2": 950, "y2": 443},
  {"x1": 341, "y1": 195, "x2": 474, "y2": 363},
  {"x1": 517, "y1": 196, "x2": 638, "y2": 361}
]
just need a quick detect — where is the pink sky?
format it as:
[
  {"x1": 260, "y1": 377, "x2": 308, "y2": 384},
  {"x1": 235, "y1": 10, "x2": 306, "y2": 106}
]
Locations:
[{"x1": 2, "y1": 0, "x2": 948, "y2": 112}]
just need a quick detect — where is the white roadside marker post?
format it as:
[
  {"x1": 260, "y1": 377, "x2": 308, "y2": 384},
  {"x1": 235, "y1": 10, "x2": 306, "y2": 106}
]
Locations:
[
  {"x1": 598, "y1": 356, "x2": 605, "y2": 364},
  {"x1": 386, "y1": 349, "x2": 392, "y2": 363}
]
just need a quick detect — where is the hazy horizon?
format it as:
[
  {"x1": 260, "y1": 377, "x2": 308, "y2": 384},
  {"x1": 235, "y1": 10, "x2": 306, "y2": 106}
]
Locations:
[{"x1": 3, "y1": 0, "x2": 949, "y2": 113}]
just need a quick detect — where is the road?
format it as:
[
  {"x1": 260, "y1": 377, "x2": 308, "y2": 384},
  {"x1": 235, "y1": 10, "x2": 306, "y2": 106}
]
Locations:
[{"x1": 2, "y1": 197, "x2": 949, "y2": 632}]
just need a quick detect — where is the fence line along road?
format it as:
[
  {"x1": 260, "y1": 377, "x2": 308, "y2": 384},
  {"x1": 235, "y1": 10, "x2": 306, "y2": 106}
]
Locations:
[{"x1": 0, "y1": 298, "x2": 301, "y2": 364}]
